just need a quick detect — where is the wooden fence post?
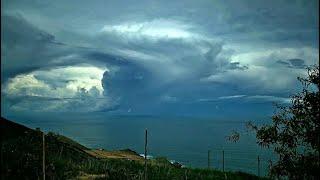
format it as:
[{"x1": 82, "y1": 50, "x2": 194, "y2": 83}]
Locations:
[
  {"x1": 222, "y1": 150, "x2": 225, "y2": 172},
  {"x1": 144, "y1": 129, "x2": 148, "y2": 180},
  {"x1": 43, "y1": 131, "x2": 45, "y2": 180},
  {"x1": 0, "y1": 119, "x2": 3, "y2": 180},
  {"x1": 207, "y1": 150, "x2": 211, "y2": 169},
  {"x1": 257, "y1": 155, "x2": 260, "y2": 177}
]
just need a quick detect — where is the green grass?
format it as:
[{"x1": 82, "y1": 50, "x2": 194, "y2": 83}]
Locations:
[{"x1": 0, "y1": 118, "x2": 268, "y2": 179}]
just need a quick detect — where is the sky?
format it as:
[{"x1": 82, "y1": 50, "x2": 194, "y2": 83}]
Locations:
[{"x1": 1, "y1": 0, "x2": 319, "y2": 118}]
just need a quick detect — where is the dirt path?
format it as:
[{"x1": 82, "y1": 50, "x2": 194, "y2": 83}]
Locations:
[{"x1": 85, "y1": 149, "x2": 144, "y2": 161}]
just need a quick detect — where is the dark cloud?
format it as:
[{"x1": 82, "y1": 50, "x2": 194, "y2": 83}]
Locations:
[
  {"x1": 228, "y1": 62, "x2": 248, "y2": 70},
  {"x1": 288, "y1": 58, "x2": 306, "y2": 68},
  {"x1": 276, "y1": 58, "x2": 306, "y2": 69},
  {"x1": 1, "y1": 0, "x2": 319, "y2": 115},
  {"x1": 276, "y1": 60, "x2": 290, "y2": 66},
  {"x1": 213, "y1": 0, "x2": 318, "y2": 47},
  {"x1": 1, "y1": 95, "x2": 110, "y2": 112},
  {"x1": 85, "y1": 52, "x2": 129, "y2": 66},
  {"x1": 102, "y1": 63, "x2": 154, "y2": 97},
  {"x1": 1, "y1": 14, "x2": 54, "y2": 45},
  {"x1": 1, "y1": 14, "x2": 73, "y2": 81}
]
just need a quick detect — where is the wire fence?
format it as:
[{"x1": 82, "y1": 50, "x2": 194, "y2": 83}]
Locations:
[
  {"x1": 163, "y1": 148, "x2": 277, "y2": 177},
  {"x1": 143, "y1": 129, "x2": 277, "y2": 178}
]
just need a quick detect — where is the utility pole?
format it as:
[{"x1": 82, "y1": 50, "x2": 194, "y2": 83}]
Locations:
[
  {"x1": 0, "y1": 119, "x2": 4, "y2": 180},
  {"x1": 43, "y1": 131, "x2": 45, "y2": 180},
  {"x1": 222, "y1": 150, "x2": 225, "y2": 172},
  {"x1": 257, "y1": 155, "x2": 260, "y2": 177},
  {"x1": 144, "y1": 129, "x2": 148, "y2": 180},
  {"x1": 207, "y1": 150, "x2": 211, "y2": 169}
]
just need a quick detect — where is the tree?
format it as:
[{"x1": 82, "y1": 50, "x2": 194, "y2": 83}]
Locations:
[{"x1": 247, "y1": 65, "x2": 319, "y2": 179}]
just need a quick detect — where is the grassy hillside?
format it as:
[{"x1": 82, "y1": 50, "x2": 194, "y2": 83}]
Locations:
[{"x1": 0, "y1": 118, "x2": 267, "y2": 179}]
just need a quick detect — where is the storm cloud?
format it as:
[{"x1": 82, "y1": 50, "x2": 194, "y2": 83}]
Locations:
[{"x1": 1, "y1": 0, "x2": 319, "y2": 116}]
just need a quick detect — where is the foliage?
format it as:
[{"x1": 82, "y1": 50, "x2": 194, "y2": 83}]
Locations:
[
  {"x1": 248, "y1": 65, "x2": 320, "y2": 179},
  {"x1": 1, "y1": 131, "x2": 43, "y2": 179}
]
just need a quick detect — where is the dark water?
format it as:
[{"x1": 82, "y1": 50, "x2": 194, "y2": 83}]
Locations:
[{"x1": 5, "y1": 113, "x2": 276, "y2": 176}]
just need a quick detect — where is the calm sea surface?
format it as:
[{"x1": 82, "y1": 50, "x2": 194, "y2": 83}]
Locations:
[{"x1": 6, "y1": 113, "x2": 276, "y2": 176}]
